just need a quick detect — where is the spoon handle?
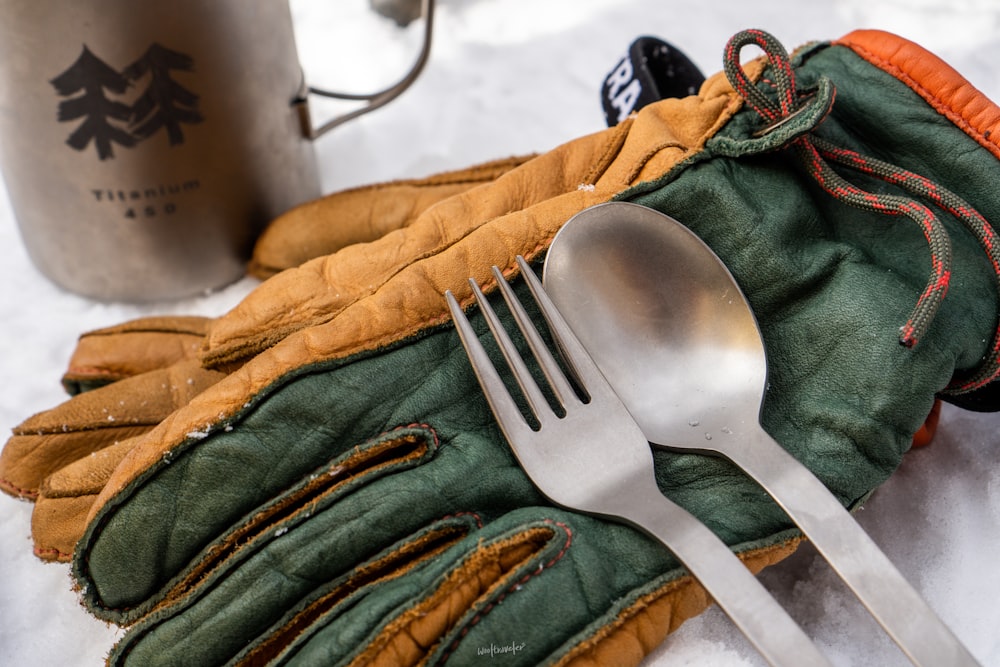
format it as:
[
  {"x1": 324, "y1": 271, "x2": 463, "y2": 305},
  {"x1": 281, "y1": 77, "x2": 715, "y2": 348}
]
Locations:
[
  {"x1": 723, "y1": 429, "x2": 981, "y2": 667},
  {"x1": 618, "y1": 478, "x2": 833, "y2": 667}
]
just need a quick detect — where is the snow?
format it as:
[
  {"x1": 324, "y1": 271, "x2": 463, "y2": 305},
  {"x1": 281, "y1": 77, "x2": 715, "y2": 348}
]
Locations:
[{"x1": 1, "y1": 1, "x2": 998, "y2": 665}]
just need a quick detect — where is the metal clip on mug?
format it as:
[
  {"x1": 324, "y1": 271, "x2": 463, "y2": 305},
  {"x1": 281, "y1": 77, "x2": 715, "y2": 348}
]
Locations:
[{"x1": 0, "y1": 0, "x2": 434, "y2": 301}]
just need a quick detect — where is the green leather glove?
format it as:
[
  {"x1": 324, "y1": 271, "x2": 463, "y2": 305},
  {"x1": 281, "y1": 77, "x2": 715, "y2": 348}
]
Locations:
[{"x1": 10, "y1": 28, "x2": 1000, "y2": 666}]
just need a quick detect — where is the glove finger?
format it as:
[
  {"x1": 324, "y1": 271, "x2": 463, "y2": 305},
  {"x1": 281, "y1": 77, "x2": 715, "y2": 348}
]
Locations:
[
  {"x1": 106, "y1": 513, "x2": 487, "y2": 666},
  {"x1": 279, "y1": 512, "x2": 571, "y2": 667},
  {"x1": 0, "y1": 359, "x2": 223, "y2": 499},
  {"x1": 62, "y1": 316, "x2": 212, "y2": 395},
  {"x1": 104, "y1": 504, "x2": 800, "y2": 667},
  {"x1": 76, "y1": 386, "x2": 534, "y2": 623},
  {"x1": 32, "y1": 435, "x2": 139, "y2": 561},
  {"x1": 200, "y1": 74, "x2": 743, "y2": 370},
  {"x1": 249, "y1": 155, "x2": 535, "y2": 280},
  {"x1": 153, "y1": 512, "x2": 579, "y2": 667},
  {"x1": 303, "y1": 511, "x2": 650, "y2": 667}
]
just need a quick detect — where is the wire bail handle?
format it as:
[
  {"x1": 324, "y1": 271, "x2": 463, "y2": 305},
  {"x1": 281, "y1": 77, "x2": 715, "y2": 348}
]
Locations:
[{"x1": 295, "y1": 0, "x2": 435, "y2": 139}]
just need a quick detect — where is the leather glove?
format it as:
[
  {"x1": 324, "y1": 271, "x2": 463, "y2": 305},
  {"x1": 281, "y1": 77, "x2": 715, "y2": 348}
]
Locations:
[
  {"x1": 249, "y1": 154, "x2": 534, "y2": 280},
  {"x1": 0, "y1": 155, "x2": 531, "y2": 561},
  {"x1": 10, "y1": 28, "x2": 1000, "y2": 666}
]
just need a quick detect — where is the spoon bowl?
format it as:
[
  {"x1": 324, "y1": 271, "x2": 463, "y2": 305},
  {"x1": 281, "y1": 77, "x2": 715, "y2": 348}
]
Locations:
[
  {"x1": 543, "y1": 201, "x2": 767, "y2": 449},
  {"x1": 542, "y1": 201, "x2": 980, "y2": 667}
]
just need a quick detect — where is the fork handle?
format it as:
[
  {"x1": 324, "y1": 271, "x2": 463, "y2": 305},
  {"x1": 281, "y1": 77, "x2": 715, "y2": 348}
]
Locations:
[
  {"x1": 723, "y1": 428, "x2": 981, "y2": 667},
  {"x1": 616, "y1": 480, "x2": 833, "y2": 667}
]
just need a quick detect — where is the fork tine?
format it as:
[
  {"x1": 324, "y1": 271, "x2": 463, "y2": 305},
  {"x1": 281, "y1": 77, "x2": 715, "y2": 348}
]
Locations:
[
  {"x1": 464, "y1": 277, "x2": 554, "y2": 425},
  {"x1": 490, "y1": 264, "x2": 578, "y2": 410},
  {"x1": 445, "y1": 289, "x2": 533, "y2": 438},
  {"x1": 445, "y1": 288, "x2": 547, "y2": 442},
  {"x1": 514, "y1": 255, "x2": 606, "y2": 397}
]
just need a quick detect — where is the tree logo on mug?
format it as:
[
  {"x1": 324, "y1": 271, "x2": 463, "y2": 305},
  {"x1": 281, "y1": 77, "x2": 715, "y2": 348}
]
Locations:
[{"x1": 50, "y1": 44, "x2": 204, "y2": 160}]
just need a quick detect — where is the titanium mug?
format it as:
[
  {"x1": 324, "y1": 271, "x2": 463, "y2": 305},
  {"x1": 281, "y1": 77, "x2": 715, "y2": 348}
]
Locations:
[{"x1": 0, "y1": 0, "x2": 434, "y2": 301}]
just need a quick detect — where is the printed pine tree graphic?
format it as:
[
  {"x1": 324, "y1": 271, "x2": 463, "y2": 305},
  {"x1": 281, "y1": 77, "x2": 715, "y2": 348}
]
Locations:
[
  {"x1": 50, "y1": 46, "x2": 137, "y2": 160},
  {"x1": 124, "y1": 43, "x2": 204, "y2": 145}
]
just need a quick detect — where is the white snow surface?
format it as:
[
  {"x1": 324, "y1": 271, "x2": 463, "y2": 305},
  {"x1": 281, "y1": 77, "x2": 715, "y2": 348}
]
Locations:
[{"x1": 2, "y1": 1, "x2": 999, "y2": 665}]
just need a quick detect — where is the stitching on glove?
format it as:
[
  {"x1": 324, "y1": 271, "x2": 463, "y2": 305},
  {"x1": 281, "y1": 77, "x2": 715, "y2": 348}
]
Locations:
[
  {"x1": 77, "y1": 316, "x2": 213, "y2": 339},
  {"x1": 230, "y1": 515, "x2": 479, "y2": 667},
  {"x1": 34, "y1": 545, "x2": 70, "y2": 560},
  {"x1": 83, "y1": 424, "x2": 441, "y2": 618},
  {"x1": 339, "y1": 521, "x2": 570, "y2": 665},
  {"x1": 158, "y1": 426, "x2": 440, "y2": 614},
  {"x1": 343, "y1": 525, "x2": 562, "y2": 665},
  {"x1": 837, "y1": 32, "x2": 1000, "y2": 162},
  {"x1": 624, "y1": 140, "x2": 687, "y2": 184},
  {"x1": 0, "y1": 476, "x2": 37, "y2": 499},
  {"x1": 474, "y1": 518, "x2": 574, "y2": 610},
  {"x1": 438, "y1": 520, "x2": 573, "y2": 664}
]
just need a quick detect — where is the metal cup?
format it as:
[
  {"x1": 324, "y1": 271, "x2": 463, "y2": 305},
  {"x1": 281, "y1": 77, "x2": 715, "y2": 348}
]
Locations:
[{"x1": 0, "y1": 0, "x2": 433, "y2": 301}]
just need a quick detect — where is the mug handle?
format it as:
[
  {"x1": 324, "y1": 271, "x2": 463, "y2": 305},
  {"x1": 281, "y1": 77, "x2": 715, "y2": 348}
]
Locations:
[{"x1": 295, "y1": 0, "x2": 435, "y2": 139}]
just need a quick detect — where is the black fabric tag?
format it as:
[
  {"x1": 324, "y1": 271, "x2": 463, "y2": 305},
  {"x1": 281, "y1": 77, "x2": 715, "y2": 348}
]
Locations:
[{"x1": 601, "y1": 36, "x2": 706, "y2": 126}]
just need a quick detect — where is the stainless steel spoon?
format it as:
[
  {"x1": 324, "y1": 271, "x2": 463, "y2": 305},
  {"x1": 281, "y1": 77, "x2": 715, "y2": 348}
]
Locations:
[{"x1": 542, "y1": 201, "x2": 980, "y2": 667}]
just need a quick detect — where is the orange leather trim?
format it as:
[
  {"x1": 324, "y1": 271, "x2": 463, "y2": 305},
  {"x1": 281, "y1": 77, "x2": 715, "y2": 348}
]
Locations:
[
  {"x1": 911, "y1": 399, "x2": 942, "y2": 448},
  {"x1": 835, "y1": 30, "x2": 1000, "y2": 161}
]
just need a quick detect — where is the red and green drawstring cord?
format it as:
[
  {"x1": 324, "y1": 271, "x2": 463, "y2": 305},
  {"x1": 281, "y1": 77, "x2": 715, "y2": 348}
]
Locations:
[{"x1": 723, "y1": 29, "x2": 1000, "y2": 395}]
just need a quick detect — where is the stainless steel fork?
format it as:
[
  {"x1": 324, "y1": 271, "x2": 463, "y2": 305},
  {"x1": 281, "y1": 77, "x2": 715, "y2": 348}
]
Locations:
[{"x1": 445, "y1": 256, "x2": 833, "y2": 667}]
